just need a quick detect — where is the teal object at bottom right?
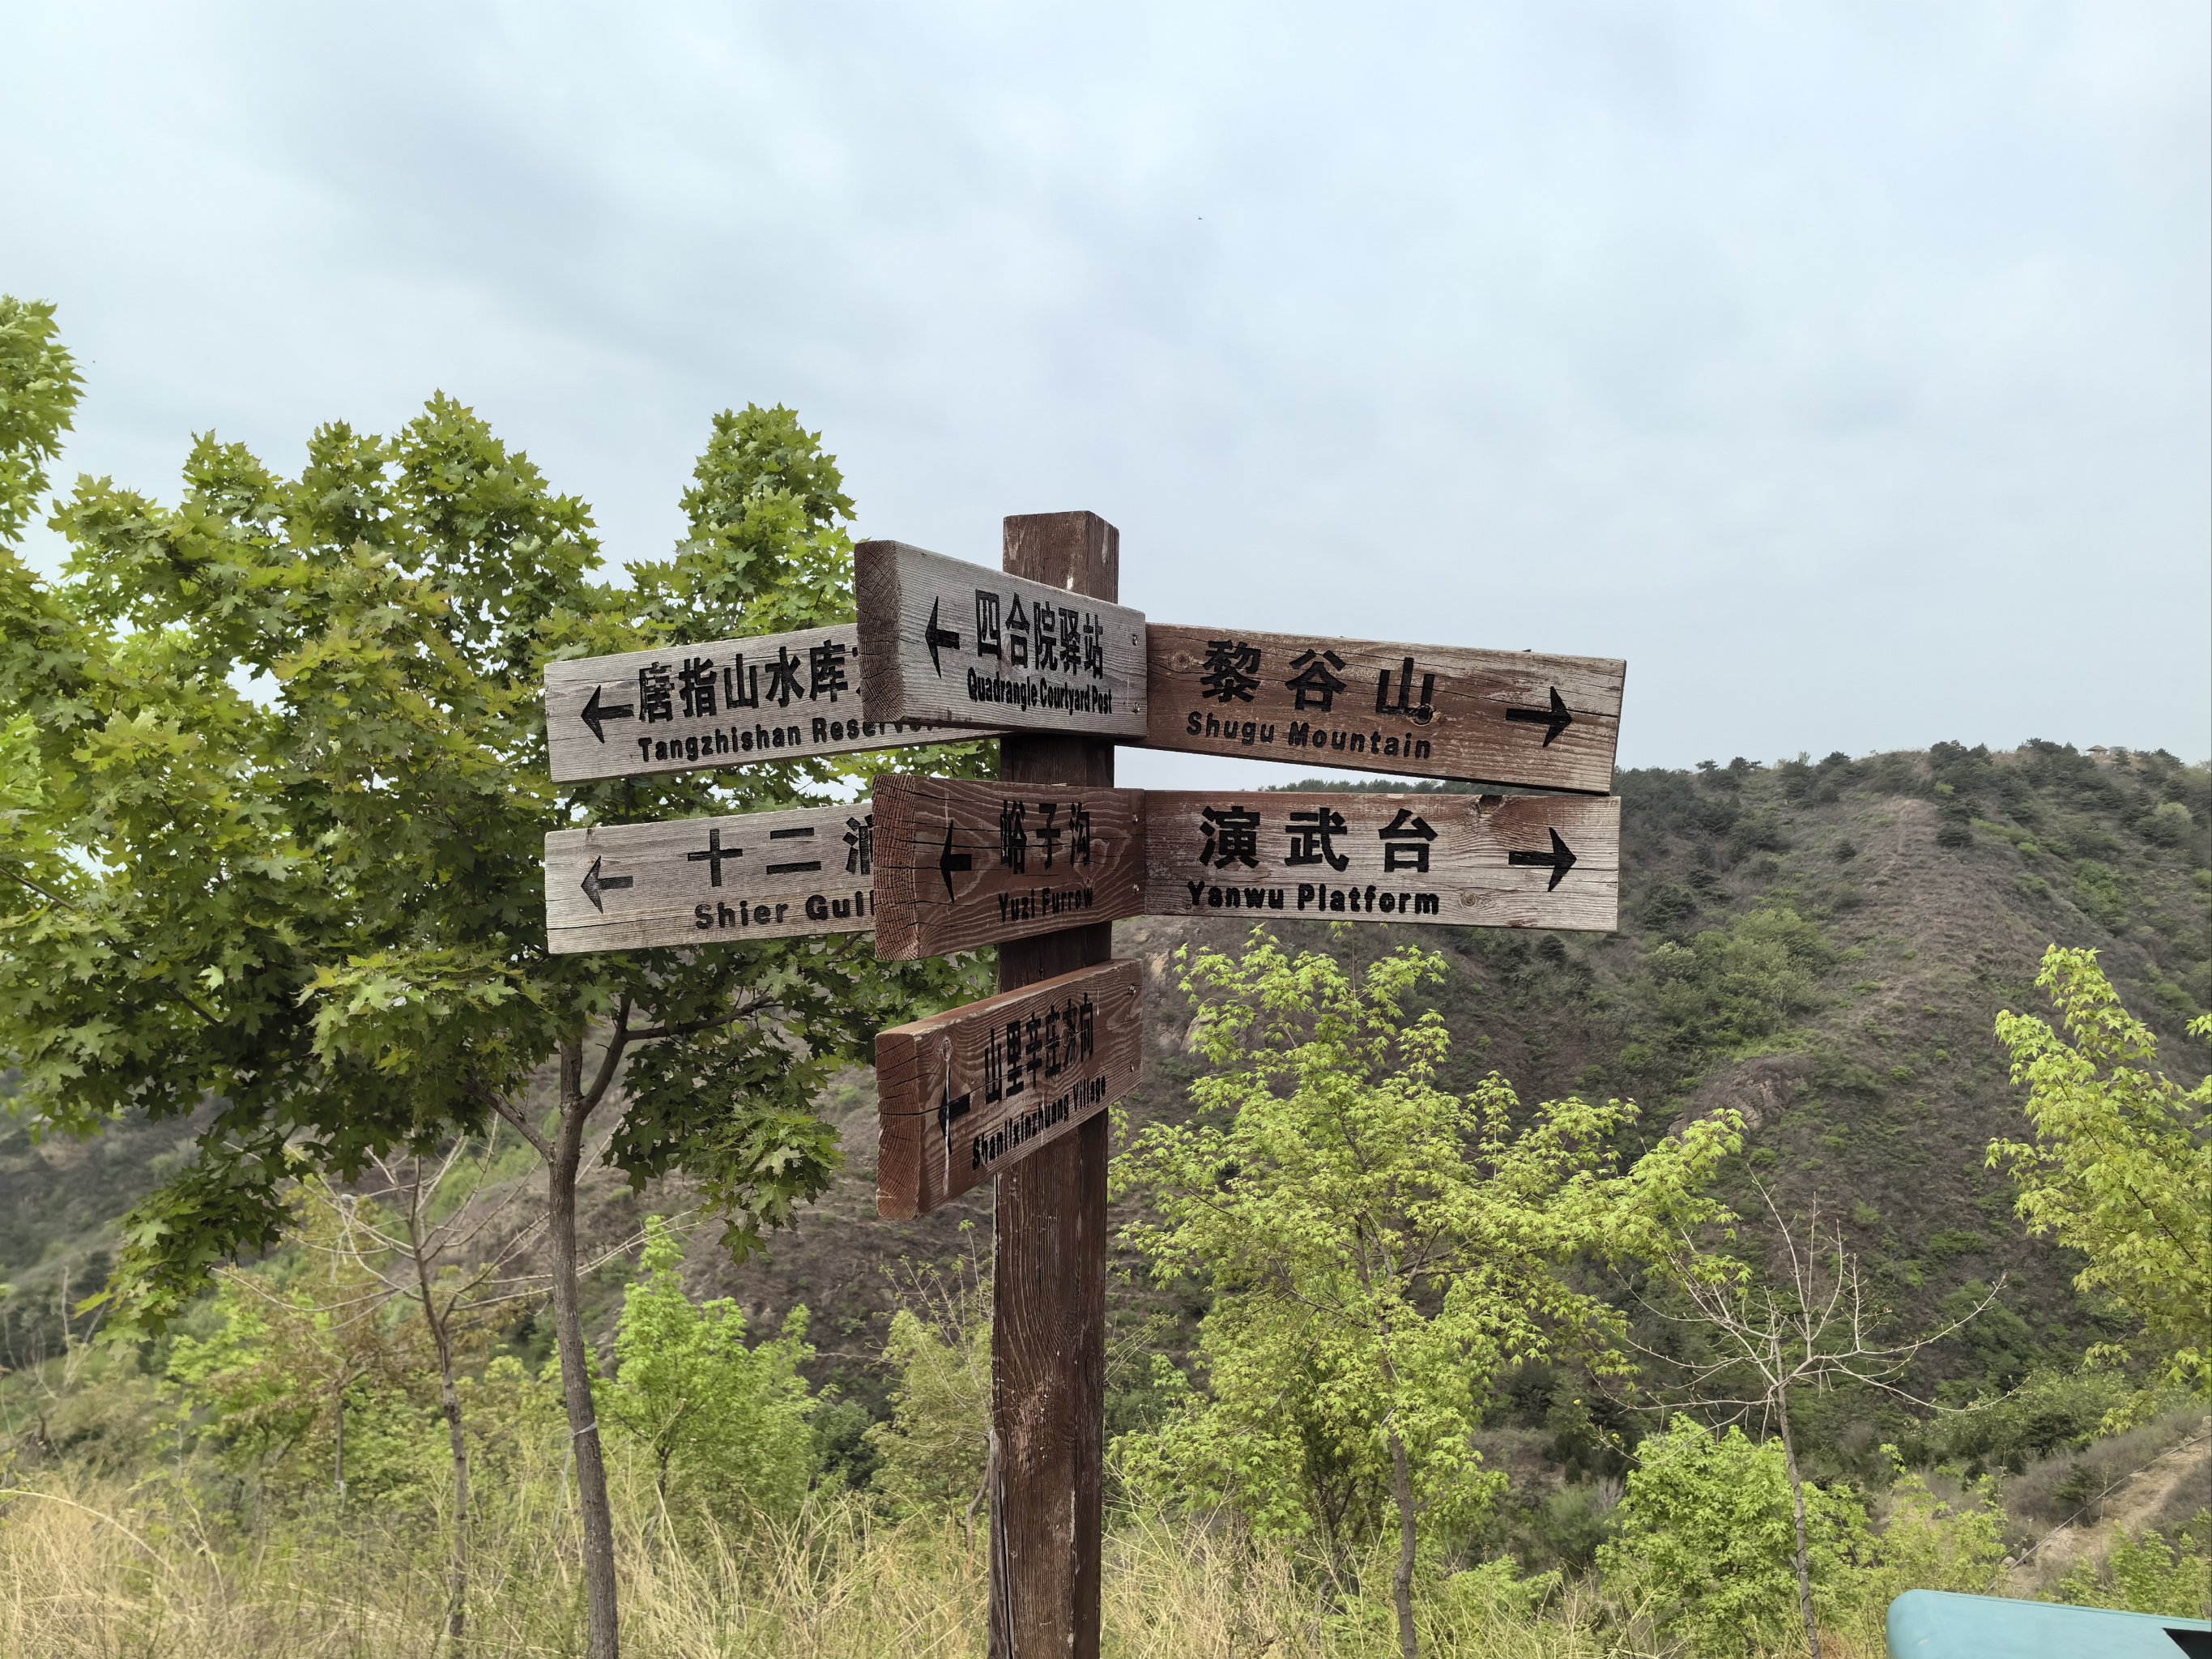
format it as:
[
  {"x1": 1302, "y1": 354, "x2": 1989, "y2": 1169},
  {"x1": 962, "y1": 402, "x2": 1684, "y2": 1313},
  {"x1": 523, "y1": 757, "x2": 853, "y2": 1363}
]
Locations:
[{"x1": 1888, "y1": 1589, "x2": 2211, "y2": 1658}]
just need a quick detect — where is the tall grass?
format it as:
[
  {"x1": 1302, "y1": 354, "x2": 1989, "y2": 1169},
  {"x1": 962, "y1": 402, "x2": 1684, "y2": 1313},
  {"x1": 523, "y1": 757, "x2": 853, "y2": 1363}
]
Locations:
[{"x1": 0, "y1": 1465, "x2": 1897, "y2": 1659}]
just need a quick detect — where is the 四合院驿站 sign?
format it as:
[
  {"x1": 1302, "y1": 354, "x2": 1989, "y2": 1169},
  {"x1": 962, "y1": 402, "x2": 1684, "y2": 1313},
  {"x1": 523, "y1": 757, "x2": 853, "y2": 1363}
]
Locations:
[{"x1": 855, "y1": 540, "x2": 1148, "y2": 739}]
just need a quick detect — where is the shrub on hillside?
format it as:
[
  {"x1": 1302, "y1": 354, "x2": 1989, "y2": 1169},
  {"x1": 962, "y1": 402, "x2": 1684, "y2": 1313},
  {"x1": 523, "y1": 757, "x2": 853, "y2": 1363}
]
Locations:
[{"x1": 1598, "y1": 1418, "x2": 1871, "y2": 1657}]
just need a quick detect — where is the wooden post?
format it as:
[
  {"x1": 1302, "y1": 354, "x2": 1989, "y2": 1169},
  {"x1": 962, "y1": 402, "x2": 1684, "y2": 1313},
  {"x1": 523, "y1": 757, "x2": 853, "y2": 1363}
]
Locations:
[{"x1": 990, "y1": 510, "x2": 1115, "y2": 1658}]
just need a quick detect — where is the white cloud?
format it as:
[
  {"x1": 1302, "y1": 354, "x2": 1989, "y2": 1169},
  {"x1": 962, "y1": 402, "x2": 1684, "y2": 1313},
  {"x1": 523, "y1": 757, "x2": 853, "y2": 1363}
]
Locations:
[{"x1": 5, "y1": 0, "x2": 2205, "y2": 770}]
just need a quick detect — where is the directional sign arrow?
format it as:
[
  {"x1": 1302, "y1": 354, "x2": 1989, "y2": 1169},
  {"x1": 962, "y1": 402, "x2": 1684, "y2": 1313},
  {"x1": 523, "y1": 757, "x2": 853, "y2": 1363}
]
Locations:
[
  {"x1": 580, "y1": 684, "x2": 636, "y2": 744},
  {"x1": 922, "y1": 598, "x2": 963, "y2": 678},
  {"x1": 938, "y1": 823, "x2": 974, "y2": 898},
  {"x1": 1505, "y1": 686, "x2": 1574, "y2": 747},
  {"x1": 579, "y1": 855, "x2": 636, "y2": 913},
  {"x1": 1507, "y1": 827, "x2": 1579, "y2": 891}
]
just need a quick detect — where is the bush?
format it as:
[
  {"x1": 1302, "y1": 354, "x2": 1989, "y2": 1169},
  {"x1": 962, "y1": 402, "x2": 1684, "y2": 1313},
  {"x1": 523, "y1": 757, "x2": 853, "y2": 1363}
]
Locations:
[
  {"x1": 598, "y1": 1216, "x2": 820, "y2": 1527},
  {"x1": 2137, "y1": 801, "x2": 2196, "y2": 847},
  {"x1": 2053, "y1": 1510, "x2": 2212, "y2": 1618},
  {"x1": 864, "y1": 1270, "x2": 992, "y2": 1516},
  {"x1": 1599, "y1": 1418, "x2": 1871, "y2": 1657},
  {"x1": 1924, "y1": 1368, "x2": 2133, "y2": 1475}
]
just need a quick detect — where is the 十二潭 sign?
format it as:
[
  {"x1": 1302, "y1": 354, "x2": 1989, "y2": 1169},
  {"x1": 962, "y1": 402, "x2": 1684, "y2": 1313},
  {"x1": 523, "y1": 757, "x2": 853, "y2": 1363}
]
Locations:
[
  {"x1": 545, "y1": 621, "x2": 999, "y2": 784},
  {"x1": 855, "y1": 540, "x2": 1149, "y2": 740},
  {"x1": 1143, "y1": 791, "x2": 1620, "y2": 932},
  {"x1": 876, "y1": 959, "x2": 1143, "y2": 1219},
  {"x1": 1144, "y1": 625, "x2": 1624, "y2": 794},
  {"x1": 544, "y1": 804, "x2": 878, "y2": 953},
  {"x1": 869, "y1": 775, "x2": 1145, "y2": 962}
]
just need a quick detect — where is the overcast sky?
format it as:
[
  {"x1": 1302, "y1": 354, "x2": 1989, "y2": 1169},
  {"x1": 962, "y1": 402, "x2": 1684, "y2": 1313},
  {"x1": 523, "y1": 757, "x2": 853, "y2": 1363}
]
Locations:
[{"x1": 6, "y1": 2, "x2": 2207, "y2": 783}]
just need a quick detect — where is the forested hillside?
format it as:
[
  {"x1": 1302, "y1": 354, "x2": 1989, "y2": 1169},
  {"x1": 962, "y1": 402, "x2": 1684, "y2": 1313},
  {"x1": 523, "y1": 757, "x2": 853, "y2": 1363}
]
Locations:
[{"x1": 10, "y1": 736, "x2": 2202, "y2": 1417}]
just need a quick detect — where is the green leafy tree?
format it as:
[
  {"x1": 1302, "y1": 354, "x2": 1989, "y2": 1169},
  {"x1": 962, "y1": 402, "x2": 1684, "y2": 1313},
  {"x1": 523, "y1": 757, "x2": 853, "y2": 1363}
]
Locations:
[
  {"x1": 163, "y1": 1196, "x2": 438, "y2": 1505},
  {"x1": 598, "y1": 1215, "x2": 817, "y2": 1526},
  {"x1": 1991, "y1": 946, "x2": 2211, "y2": 1402},
  {"x1": 1113, "y1": 933, "x2": 1741, "y2": 1659},
  {"x1": 1599, "y1": 1417, "x2": 1873, "y2": 1659},
  {"x1": 863, "y1": 1259, "x2": 994, "y2": 1536},
  {"x1": 1630, "y1": 1186, "x2": 2001, "y2": 1659},
  {"x1": 0, "y1": 298, "x2": 986, "y2": 1657}
]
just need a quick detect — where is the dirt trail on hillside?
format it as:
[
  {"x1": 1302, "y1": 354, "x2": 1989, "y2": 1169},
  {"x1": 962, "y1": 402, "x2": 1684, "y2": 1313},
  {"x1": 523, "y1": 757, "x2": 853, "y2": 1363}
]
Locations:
[{"x1": 2014, "y1": 1427, "x2": 2211, "y2": 1592}]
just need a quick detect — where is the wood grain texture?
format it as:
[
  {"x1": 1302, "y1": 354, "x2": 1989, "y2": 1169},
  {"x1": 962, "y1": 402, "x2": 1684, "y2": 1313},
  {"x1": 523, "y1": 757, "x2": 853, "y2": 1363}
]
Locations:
[
  {"x1": 868, "y1": 774, "x2": 1146, "y2": 962},
  {"x1": 855, "y1": 539, "x2": 1148, "y2": 739},
  {"x1": 544, "y1": 621, "x2": 1000, "y2": 784},
  {"x1": 1144, "y1": 623, "x2": 1624, "y2": 794},
  {"x1": 990, "y1": 510, "x2": 1115, "y2": 1659},
  {"x1": 875, "y1": 959, "x2": 1141, "y2": 1220},
  {"x1": 544, "y1": 805, "x2": 876, "y2": 953},
  {"x1": 1142, "y1": 791, "x2": 1621, "y2": 933}
]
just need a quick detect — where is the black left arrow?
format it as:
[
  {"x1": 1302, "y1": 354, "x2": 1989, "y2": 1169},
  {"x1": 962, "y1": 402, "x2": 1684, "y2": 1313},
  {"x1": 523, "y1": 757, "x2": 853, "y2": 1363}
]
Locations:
[
  {"x1": 939, "y1": 823, "x2": 974, "y2": 898},
  {"x1": 1505, "y1": 686, "x2": 1573, "y2": 747},
  {"x1": 923, "y1": 598, "x2": 962, "y2": 677},
  {"x1": 580, "y1": 684, "x2": 635, "y2": 744},
  {"x1": 1507, "y1": 828, "x2": 1579, "y2": 891},
  {"x1": 580, "y1": 855, "x2": 635, "y2": 912}
]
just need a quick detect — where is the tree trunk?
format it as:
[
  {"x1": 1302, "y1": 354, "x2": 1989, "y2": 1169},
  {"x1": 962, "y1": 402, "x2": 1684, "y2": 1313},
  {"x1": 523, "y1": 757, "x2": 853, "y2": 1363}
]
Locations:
[
  {"x1": 550, "y1": 1037, "x2": 622, "y2": 1659},
  {"x1": 1387, "y1": 1427, "x2": 1420, "y2": 1659},
  {"x1": 408, "y1": 1171, "x2": 471, "y2": 1653},
  {"x1": 1775, "y1": 1388, "x2": 1820, "y2": 1659}
]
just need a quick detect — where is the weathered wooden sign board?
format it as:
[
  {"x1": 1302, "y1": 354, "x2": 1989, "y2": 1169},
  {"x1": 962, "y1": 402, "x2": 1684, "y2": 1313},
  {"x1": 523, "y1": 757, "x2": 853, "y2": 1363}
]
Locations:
[
  {"x1": 876, "y1": 959, "x2": 1143, "y2": 1219},
  {"x1": 544, "y1": 621, "x2": 999, "y2": 784},
  {"x1": 543, "y1": 804, "x2": 877, "y2": 953},
  {"x1": 869, "y1": 774, "x2": 1146, "y2": 962},
  {"x1": 855, "y1": 540, "x2": 1149, "y2": 739},
  {"x1": 1143, "y1": 791, "x2": 1620, "y2": 932},
  {"x1": 1144, "y1": 625, "x2": 1625, "y2": 794}
]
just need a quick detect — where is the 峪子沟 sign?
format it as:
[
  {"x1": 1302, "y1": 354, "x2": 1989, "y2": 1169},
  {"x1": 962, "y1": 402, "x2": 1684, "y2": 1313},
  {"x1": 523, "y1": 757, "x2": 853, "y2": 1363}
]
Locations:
[{"x1": 869, "y1": 775, "x2": 1147, "y2": 961}]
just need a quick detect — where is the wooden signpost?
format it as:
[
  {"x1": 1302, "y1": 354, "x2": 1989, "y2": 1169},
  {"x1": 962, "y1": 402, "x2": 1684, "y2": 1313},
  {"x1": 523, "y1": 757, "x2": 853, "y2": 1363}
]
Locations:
[
  {"x1": 1143, "y1": 791, "x2": 1621, "y2": 932},
  {"x1": 855, "y1": 539, "x2": 1149, "y2": 738},
  {"x1": 542, "y1": 506, "x2": 1633, "y2": 1659},
  {"x1": 875, "y1": 959, "x2": 1144, "y2": 1220},
  {"x1": 543, "y1": 804, "x2": 878, "y2": 953},
  {"x1": 868, "y1": 775, "x2": 1146, "y2": 961},
  {"x1": 1144, "y1": 624, "x2": 1624, "y2": 794},
  {"x1": 545, "y1": 621, "x2": 995, "y2": 784}
]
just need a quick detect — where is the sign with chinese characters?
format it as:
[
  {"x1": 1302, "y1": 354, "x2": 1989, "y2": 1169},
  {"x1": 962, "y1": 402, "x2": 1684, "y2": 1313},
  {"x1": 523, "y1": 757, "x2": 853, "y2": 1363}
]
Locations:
[
  {"x1": 855, "y1": 540, "x2": 1149, "y2": 738},
  {"x1": 543, "y1": 804, "x2": 878, "y2": 953},
  {"x1": 1142, "y1": 791, "x2": 1621, "y2": 932},
  {"x1": 1144, "y1": 625, "x2": 1625, "y2": 794},
  {"x1": 544, "y1": 622, "x2": 999, "y2": 785},
  {"x1": 870, "y1": 775, "x2": 1146, "y2": 961},
  {"x1": 875, "y1": 959, "x2": 1143, "y2": 1218}
]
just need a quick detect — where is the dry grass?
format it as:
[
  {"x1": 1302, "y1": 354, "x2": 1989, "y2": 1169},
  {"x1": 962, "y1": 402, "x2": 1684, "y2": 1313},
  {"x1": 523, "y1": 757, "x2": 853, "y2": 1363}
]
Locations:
[{"x1": 0, "y1": 1467, "x2": 1912, "y2": 1659}]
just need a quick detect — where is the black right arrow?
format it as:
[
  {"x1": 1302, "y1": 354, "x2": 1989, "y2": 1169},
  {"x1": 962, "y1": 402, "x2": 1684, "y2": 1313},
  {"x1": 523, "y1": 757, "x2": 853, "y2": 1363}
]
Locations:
[
  {"x1": 580, "y1": 684, "x2": 636, "y2": 744},
  {"x1": 923, "y1": 598, "x2": 962, "y2": 677},
  {"x1": 1507, "y1": 828, "x2": 1579, "y2": 891},
  {"x1": 1506, "y1": 686, "x2": 1573, "y2": 747},
  {"x1": 580, "y1": 855, "x2": 636, "y2": 912},
  {"x1": 939, "y1": 823, "x2": 974, "y2": 898}
]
